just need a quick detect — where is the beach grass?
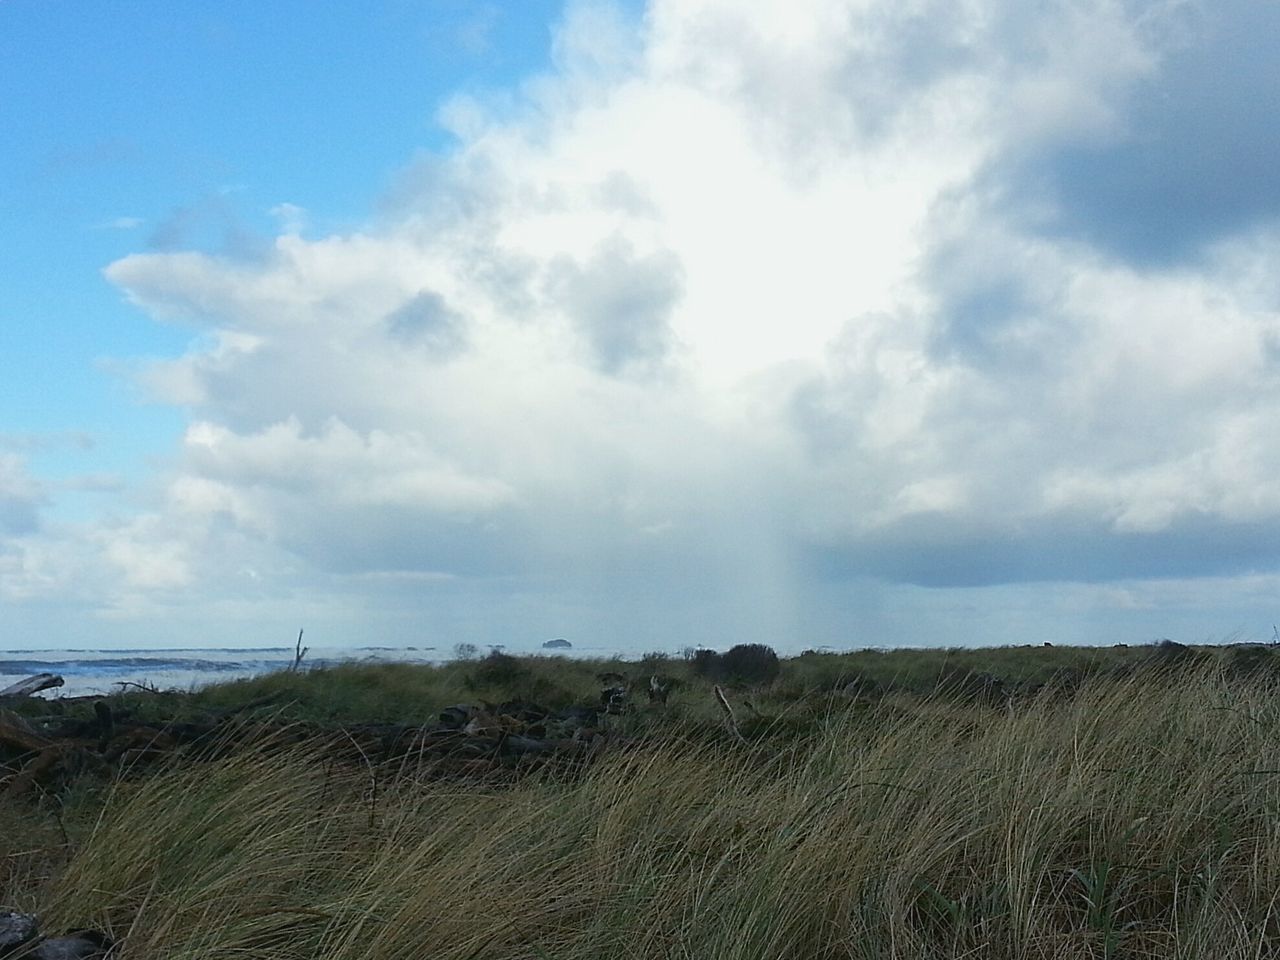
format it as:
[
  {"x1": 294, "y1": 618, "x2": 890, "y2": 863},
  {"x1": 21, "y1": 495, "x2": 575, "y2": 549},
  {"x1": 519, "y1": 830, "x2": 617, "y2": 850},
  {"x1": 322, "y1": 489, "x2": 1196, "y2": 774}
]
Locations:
[{"x1": 6, "y1": 645, "x2": 1280, "y2": 958}]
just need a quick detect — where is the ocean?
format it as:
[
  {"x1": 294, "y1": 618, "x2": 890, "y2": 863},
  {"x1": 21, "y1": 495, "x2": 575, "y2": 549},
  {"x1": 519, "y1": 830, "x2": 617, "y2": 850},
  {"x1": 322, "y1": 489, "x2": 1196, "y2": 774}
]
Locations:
[{"x1": 0, "y1": 638, "x2": 633, "y2": 699}]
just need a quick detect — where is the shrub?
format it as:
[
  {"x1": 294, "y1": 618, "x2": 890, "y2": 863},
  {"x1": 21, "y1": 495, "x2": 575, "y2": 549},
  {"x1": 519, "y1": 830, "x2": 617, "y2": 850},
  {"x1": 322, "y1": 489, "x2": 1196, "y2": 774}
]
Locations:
[
  {"x1": 719, "y1": 644, "x2": 780, "y2": 685},
  {"x1": 466, "y1": 651, "x2": 528, "y2": 690},
  {"x1": 690, "y1": 648, "x2": 721, "y2": 678},
  {"x1": 935, "y1": 667, "x2": 1008, "y2": 706}
]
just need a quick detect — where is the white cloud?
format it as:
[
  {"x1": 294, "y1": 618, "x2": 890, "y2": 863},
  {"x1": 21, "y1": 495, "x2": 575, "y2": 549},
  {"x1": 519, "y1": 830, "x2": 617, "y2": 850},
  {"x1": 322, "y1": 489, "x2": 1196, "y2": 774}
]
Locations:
[
  {"x1": 22, "y1": 0, "x2": 1274, "y2": 647},
  {"x1": 93, "y1": 216, "x2": 144, "y2": 231},
  {"x1": 269, "y1": 203, "x2": 309, "y2": 236},
  {"x1": 0, "y1": 453, "x2": 45, "y2": 537}
]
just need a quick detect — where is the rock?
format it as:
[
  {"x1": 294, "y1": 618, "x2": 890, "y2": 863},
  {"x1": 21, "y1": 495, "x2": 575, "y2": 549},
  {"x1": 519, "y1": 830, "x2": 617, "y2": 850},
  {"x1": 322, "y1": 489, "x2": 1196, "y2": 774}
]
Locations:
[
  {"x1": 1, "y1": 910, "x2": 39, "y2": 953},
  {"x1": 0, "y1": 914, "x2": 111, "y2": 960},
  {"x1": 542, "y1": 638, "x2": 572, "y2": 649},
  {"x1": 553, "y1": 705, "x2": 600, "y2": 728},
  {"x1": 601, "y1": 685, "x2": 628, "y2": 713},
  {"x1": 30, "y1": 932, "x2": 113, "y2": 960},
  {"x1": 439, "y1": 705, "x2": 474, "y2": 727},
  {"x1": 500, "y1": 735, "x2": 559, "y2": 756}
]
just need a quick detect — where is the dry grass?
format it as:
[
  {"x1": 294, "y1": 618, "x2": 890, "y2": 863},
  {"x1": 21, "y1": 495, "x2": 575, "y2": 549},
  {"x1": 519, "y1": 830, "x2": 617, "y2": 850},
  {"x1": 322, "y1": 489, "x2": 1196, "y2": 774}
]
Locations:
[{"x1": 9, "y1": 659, "x2": 1280, "y2": 958}]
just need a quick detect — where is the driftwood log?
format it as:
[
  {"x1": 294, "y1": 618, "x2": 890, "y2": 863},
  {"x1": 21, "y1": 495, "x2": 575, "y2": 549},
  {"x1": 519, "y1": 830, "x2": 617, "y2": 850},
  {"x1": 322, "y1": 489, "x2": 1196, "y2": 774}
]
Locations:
[
  {"x1": 1, "y1": 692, "x2": 626, "y2": 798},
  {"x1": 0, "y1": 710, "x2": 56, "y2": 752},
  {"x1": 0, "y1": 673, "x2": 64, "y2": 698}
]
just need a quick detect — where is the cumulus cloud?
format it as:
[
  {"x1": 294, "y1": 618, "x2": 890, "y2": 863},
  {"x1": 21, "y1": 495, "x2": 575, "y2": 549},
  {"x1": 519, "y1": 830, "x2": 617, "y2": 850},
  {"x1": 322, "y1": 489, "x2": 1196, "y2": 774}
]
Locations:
[{"x1": 58, "y1": 0, "x2": 1280, "y2": 645}]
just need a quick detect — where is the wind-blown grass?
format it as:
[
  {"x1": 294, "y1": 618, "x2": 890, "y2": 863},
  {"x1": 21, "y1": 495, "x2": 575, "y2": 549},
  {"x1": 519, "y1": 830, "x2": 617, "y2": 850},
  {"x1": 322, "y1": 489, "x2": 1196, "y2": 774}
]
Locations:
[{"x1": 12, "y1": 657, "x2": 1280, "y2": 959}]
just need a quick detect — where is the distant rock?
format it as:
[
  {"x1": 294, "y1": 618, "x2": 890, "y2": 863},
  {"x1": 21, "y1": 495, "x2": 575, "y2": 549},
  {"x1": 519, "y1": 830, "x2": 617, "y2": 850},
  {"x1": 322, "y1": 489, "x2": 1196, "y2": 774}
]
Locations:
[{"x1": 542, "y1": 638, "x2": 572, "y2": 649}]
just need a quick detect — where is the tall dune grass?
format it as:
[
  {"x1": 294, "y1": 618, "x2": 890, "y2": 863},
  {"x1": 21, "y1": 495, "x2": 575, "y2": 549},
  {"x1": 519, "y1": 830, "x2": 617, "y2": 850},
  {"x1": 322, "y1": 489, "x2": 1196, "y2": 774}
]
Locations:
[{"x1": 19, "y1": 663, "x2": 1280, "y2": 959}]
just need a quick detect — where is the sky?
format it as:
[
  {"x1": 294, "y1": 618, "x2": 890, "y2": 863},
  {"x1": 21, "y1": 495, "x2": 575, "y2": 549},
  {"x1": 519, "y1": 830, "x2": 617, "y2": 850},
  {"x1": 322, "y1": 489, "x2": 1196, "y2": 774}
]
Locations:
[{"x1": 2, "y1": 0, "x2": 1280, "y2": 653}]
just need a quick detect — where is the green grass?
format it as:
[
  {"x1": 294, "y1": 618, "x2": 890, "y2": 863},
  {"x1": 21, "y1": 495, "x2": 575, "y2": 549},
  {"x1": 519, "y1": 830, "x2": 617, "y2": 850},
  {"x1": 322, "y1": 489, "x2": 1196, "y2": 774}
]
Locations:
[{"x1": 7, "y1": 644, "x2": 1280, "y2": 958}]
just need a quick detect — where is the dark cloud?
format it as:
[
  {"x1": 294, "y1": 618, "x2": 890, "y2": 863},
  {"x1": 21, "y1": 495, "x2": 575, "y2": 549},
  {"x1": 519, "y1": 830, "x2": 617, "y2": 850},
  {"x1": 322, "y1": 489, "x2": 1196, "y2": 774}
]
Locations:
[
  {"x1": 548, "y1": 236, "x2": 683, "y2": 375},
  {"x1": 1001, "y1": 0, "x2": 1280, "y2": 264},
  {"x1": 385, "y1": 290, "x2": 466, "y2": 356},
  {"x1": 929, "y1": 280, "x2": 1034, "y2": 366},
  {"x1": 804, "y1": 510, "x2": 1280, "y2": 588},
  {"x1": 914, "y1": 206, "x2": 1074, "y2": 372}
]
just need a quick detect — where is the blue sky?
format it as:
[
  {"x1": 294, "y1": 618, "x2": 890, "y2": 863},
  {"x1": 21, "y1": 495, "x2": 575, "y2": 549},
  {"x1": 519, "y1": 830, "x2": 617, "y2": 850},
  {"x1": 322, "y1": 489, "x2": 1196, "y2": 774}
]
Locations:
[
  {"x1": 2, "y1": 0, "x2": 572, "y2": 490},
  {"x1": 3, "y1": 0, "x2": 1280, "y2": 652}
]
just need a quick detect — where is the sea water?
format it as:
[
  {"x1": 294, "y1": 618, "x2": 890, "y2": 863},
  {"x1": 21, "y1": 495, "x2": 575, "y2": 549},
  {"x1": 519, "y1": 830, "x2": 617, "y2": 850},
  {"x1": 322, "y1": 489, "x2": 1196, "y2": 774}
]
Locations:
[{"x1": 0, "y1": 638, "x2": 641, "y2": 698}]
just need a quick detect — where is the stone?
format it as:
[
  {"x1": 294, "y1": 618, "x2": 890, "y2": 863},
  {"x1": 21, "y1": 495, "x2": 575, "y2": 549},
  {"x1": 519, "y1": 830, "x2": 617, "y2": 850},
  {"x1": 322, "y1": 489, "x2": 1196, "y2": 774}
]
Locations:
[
  {"x1": 1, "y1": 910, "x2": 39, "y2": 953},
  {"x1": 601, "y1": 684, "x2": 628, "y2": 713},
  {"x1": 30, "y1": 932, "x2": 113, "y2": 960},
  {"x1": 439, "y1": 705, "x2": 474, "y2": 727}
]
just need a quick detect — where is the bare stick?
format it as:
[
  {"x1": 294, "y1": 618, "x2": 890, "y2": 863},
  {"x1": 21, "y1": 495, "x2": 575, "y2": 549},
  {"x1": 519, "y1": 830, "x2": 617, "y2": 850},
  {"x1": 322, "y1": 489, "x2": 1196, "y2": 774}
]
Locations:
[
  {"x1": 114, "y1": 680, "x2": 159, "y2": 694},
  {"x1": 291, "y1": 629, "x2": 309, "y2": 672},
  {"x1": 713, "y1": 685, "x2": 746, "y2": 743}
]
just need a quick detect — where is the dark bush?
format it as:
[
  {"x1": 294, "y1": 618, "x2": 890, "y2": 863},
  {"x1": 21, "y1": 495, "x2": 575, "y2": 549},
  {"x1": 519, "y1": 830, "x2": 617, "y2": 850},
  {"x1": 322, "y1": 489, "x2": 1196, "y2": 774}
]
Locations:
[
  {"x1": 1039, "y1": 664, "x2": 1096, "y2": 699},
  {"x1": 935, "y1": 667, "x2": 1008, "y2": 706},
  {"x1": 639, "y1": 651, "x2": 672, "y2": 670},
  {"x1": 1146, "y1": 639, "x2": 1210, "y2": 671},
  {"x1": 1222, "y1": 643, "x2": 1280, "y2": 679},
  {"x1": 466, "y1": 651, "x2": 528, "y2": 690},
  {"x1": 719, "y1": 644, "x2": 780, "y2": 685},
  {"x1": 690, "y1": 648, "x2": 721, "y2": 678},
  {"x1": 834, "y1": 673, "x2": 883, "y2": 699}
]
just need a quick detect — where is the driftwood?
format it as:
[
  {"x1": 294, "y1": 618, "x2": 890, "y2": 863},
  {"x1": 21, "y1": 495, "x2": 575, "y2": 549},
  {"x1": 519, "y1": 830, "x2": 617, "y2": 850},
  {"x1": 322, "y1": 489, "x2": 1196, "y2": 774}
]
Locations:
[
  {"x1": 714, "y1": 685, "x2": 746, "y2": 743},
  {"x1": 112, "y1": 680, "x2": 159, "y2": 694},
  {"x1": 289, "y1": 627, "x2": 308, "y2": 672},
  {"x1": 1, "y1": 690, "x2": 623, "y2": 798},
  {"x1": 0, "y1": 709, "x2": 57, "y2": 752},
  {"x1": 0, "y1": 673, "x2": 64, "y2": 698}
]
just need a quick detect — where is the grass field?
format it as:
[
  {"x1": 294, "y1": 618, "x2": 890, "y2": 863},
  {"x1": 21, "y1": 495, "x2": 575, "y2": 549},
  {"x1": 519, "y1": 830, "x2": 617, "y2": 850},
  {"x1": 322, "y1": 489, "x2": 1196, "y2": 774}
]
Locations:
[{"x1": 6, "y1": 642, "x2": 1280, "y2": 959}]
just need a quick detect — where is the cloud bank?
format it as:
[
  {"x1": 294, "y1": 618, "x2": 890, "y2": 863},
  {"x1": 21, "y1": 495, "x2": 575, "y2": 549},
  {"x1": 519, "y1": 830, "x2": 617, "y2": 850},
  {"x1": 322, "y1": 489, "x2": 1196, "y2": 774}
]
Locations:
[{"x1": 9, "y1": 0, "x2": 1280, "y2": 648}]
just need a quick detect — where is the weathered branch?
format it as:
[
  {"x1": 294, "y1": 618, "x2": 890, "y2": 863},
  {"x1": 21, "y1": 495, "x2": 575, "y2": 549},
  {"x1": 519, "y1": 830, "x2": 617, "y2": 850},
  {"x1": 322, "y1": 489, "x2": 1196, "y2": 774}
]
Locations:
[
  {"x1": 713, "y1": 685, "x2": 746, "y2": 743},
  {"x1": 290, "y1": 628, "x2": 309, "y2": 672}
]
